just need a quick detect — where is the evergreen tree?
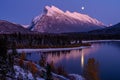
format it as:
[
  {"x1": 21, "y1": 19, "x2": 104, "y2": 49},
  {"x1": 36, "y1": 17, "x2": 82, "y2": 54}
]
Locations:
[
  {"x1": 39, "y1": 55, "x2": 46, "y2": 67},
  {"x1": 11, "y1": 41, "x2": 17, "y2": 56},
  {"x1": 8, "y1": 41, "x2": 17, "y2": 78},
  {"x1": 0, "y1": 38, "x2": 9, "y2": 80},
  {"x1": 0, "y1": 38, "x2": 16, "y2": 79},
  {"x1": 46, "y1": 63, "x2": 52, "y2": 80}
]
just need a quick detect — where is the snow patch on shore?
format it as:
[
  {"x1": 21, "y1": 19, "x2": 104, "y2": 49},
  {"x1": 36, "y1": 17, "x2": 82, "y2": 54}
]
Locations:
[
  {"x1": 69, "y1": 74, "x2": 85, "y2": 80},
  {"x1": 14, "y1": 65, "x2": 44, "y2": 80},
  {"x1": 14, "y1": 65, "x2": 84, "y2": 80}
]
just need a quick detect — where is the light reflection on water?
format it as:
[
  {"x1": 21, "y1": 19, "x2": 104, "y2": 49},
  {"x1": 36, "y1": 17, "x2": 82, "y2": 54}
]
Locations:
[
  {"x1": 24, "y1": 42, "x2": 120, "y2": 80},
  {"x1": 81, "y1": 50, "x2": 84, "y2": 69}
]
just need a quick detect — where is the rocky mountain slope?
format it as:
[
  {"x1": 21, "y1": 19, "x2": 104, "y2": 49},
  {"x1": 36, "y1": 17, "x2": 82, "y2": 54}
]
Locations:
[{"x1": 30, "y1": 6, "x2": 105, "y2": 33}]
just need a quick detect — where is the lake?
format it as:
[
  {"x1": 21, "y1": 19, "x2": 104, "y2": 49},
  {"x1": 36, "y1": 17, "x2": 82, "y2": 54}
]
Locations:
[{"x1": 22, "y1": 41, "x2": 120, "y2": 80}]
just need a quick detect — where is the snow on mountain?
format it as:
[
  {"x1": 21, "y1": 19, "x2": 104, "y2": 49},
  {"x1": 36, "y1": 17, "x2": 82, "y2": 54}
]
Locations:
[
  {"x1": 45, "y1": 6, "x2": 64, "y2": 16},
  {"x1": 0, "y1": 20, "x2": 31, "y2": 34},
  {"x1": 22, "y1": 25, "x2": 29, "y2": 28},
  {"x1": 30, "y1": 5, "x2": 105, "y2": 33}
]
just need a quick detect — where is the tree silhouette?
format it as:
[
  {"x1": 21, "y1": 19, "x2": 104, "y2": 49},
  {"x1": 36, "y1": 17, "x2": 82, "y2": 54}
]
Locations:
[
  {"x1": 46, "y1": 63, "x2": 52, "y2": 80},
  {"x1": 39, "y1": 55, "x2": 46, "y2": 67},
  {"x1": 0, "y1": 38, "x2": 9, "y2": 80},
  {"x1": 49, "y1": 61, "x2": 56, "y2": 73}
]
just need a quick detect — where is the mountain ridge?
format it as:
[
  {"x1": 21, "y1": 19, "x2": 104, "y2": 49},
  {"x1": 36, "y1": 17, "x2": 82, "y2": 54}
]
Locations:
[
  {"x1": 89, "y1": 22, "x2": 120, "y2": 34},
  {"x1": 30, "y1": 5, "x2": 105, "y2": 33},
  {"x1": 0, "y1": 20, "x2": 31, "y2": 34}
]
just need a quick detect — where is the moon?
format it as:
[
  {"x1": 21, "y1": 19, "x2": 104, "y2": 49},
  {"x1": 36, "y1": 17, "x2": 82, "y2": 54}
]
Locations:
[{"x1": 81, "y1": 6, "x2": 85, "y2": 10}]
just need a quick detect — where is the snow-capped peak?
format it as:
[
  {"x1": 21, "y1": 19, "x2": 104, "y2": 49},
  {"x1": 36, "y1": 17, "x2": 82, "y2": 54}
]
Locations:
[
  {"x1": 72, "y1": 12, "x2": 103, "y2": 25},
  {"x1": 31, "y1": 5, "x2": 105, "y2": 33},
  {"x1": 44, "y1": 5, "x2": 64, "y2": 16},
  {"x1": 43, "y1": 5, "x2": 104, "y2": 26},
  {"x1": 51, "y1": 6, "x2": 64, "y2": 13}
]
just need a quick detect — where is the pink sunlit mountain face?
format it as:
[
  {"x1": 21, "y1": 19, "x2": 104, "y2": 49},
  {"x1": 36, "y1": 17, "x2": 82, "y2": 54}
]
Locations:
[{"x1": 30, "y1": 5, "x2": 105, "y2": 33}]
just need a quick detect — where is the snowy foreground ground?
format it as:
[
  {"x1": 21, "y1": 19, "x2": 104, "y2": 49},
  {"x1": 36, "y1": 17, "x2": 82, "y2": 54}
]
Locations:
[
  {"x1": 14, "y1": 65, "x2": 84, "y2": 80},
  {"x1": 14, "y1": 65, "x2": 44, "y2": 80}
]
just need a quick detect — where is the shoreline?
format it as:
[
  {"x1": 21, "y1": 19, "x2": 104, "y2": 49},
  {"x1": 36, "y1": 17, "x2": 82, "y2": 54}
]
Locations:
[
  {"x1": 82, "y1": 40, "x2": 120, "y2": 43},
  {"x1": 9, "y1": 40, "x2": 120, "y2": 53},
  {"x1": 8, "y1": 46, "x2": 90, "y2": 53}
]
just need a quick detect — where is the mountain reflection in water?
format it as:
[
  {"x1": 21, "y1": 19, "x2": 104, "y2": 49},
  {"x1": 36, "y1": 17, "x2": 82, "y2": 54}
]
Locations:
[{"x1": 24, "y1": 41, "x2": 120, "y2": 80}]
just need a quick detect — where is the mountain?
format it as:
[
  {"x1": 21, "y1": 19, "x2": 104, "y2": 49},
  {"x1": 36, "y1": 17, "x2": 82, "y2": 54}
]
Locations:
[
  {"x1": 89, "y1": 23, "x2": 120, "y2": 34},
  {"x1": 0, "y1": 20, "x2": 31, "y2": 34},
  {"x1": 30, "y1": 5, "x2": 105, "y2": 33}
]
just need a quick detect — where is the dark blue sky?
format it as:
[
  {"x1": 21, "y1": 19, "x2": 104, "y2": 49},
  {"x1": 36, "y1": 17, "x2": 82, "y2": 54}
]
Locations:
[{"x1": 0, "y1": 0, "x2": 120, "y2": 25}]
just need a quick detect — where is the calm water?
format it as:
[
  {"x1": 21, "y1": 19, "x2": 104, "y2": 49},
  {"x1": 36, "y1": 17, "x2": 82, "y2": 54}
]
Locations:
[{"x1": 23, "y1": 41, "x2": 120, "y2": 80}]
